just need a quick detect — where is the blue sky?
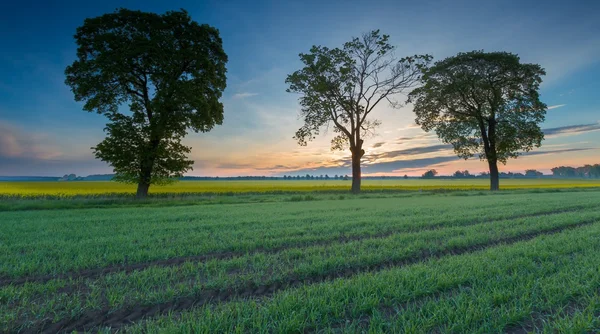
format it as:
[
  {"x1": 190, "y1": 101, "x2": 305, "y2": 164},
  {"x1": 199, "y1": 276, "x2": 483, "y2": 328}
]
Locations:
[{"x1": 0, "y1": 0, "x2": 598, "y2": 176}]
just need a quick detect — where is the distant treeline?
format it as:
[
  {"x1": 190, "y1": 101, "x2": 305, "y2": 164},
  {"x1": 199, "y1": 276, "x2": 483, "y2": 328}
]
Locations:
[
  {"x1": 551, "y1": 165, "x2": 600, "y2": 178},
  {"x1": 2, "y1": 164, "x2": 599, "y2": 182},
  {"x1": 421, "y1": 164, "x2": 600, "y2": 179},
  {"x1": 422, "y1": 169, "x2": 546, "y2": 179}
]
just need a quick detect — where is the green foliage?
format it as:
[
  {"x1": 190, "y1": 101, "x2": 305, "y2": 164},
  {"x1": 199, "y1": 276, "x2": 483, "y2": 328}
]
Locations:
[
  {"x1": 409, "y1": 51, "x2": 546, "y2": 164},
  {"x1": 286, "y1": 30, "x2": 431, "y2": 150},
  {"x1": 286, "y1": 30, "x2": 431, "y2": 192},
  {"x1": 64, "y1": 8, "x2": 227, "y2": 188}
]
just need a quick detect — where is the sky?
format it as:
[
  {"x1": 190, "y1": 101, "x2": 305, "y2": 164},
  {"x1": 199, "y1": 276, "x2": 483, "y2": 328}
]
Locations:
[{"x1": 0, "y1": 0, "x2": 599, "y2": 177}]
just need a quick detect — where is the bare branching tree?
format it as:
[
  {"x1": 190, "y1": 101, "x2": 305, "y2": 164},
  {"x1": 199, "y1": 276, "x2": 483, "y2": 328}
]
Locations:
[{"x1": 286, "y1": 30, "x2": 431, "y2": 193}]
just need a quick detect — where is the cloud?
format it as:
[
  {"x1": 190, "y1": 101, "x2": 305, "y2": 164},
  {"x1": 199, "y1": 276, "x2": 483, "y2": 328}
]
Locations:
[
  {"x1": 366, "y1": 144, "x2": 453, "y2": 162},
  {"x1": 522, "y1": 148, "x2": 597, "y2": 157},
  {"x1": 0, "y1": 121, "x2": 61, "y2": 160},
  {"x1": 232, "y1": 92, "x2": 258, "y2": 99},
  {"x1": 547, "y1": 104, "x2": 566, "y2": 110},
  {"x1": 396, "y1": 133, "x2": 438, "y2": 142},
  {"x1": 362, "y1": 156, "x2": 460, "y2": 173},
  {"x1": 0, "y1": 120, "x2": 114, "y2": 177},
  {"x1": 372, "y1": 142, "x2": 385, "y2": 148},
  {"x1": 543, "y1": 123, "x2": 600, "y2": 137},
  {"x1": 397, "y1": 123, "x2": 421, "y2": 131}
]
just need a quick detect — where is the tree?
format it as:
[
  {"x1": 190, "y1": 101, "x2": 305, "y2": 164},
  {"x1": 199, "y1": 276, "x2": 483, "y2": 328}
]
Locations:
[
  {"x1": 65, "y1": 9, "x2": 228, "y2": 198},
  {"x1": 551, "y1": 166, "x2": 577, "y2": 178},
  {"x1": 409, "y1": 51, "x2": 546, "y2": 191},
  {"x1": 421, "y1": 169, "x2": 438, "y2": 178},
  {"x1": 286, "y1": 30, "x2": 431, "y2": 193},
  {"x1": 525, "y1": 169, "x2": 543, "y2": 177},
  {"x1": 403, "y1": 174, "x2": 408, "y2": 179},
  {"x1": 453, "y1": 170, "x2": 472, "y2": 178}
]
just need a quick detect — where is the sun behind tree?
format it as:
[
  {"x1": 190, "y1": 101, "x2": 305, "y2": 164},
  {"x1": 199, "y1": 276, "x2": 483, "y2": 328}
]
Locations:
[{"x1": 65, "y1": 8, "x2": 228, "y2": 198}]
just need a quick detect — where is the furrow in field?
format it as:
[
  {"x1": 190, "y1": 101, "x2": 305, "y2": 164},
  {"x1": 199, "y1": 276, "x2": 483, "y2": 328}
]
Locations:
[
  {"x1": 31, "y1": 218, "x2": 598, "y2": 333},
  {"x1": 305, "y1": 237, "x2": 600, "y2": 333},
  {"x1": 305, "y1": 283, "x2": 474, "y2": 333},
  {"x1": 2, "y1": 205, "x2": 593, "y2": 288},
  {"x1": 121, "y1": 221, "x2": 600, "y2": 333},
  {"x1": 319, "y1": 281, "x2": 598, "y2": 334}
]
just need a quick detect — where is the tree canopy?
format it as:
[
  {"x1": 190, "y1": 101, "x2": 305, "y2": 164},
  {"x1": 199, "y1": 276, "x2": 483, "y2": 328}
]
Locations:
[
  {"x1": 65, "y1": 8, "x2": 227, "y2": 198},
  {"x1": 286, "y1": 30, "x2": 431, "y2": 193},
  {"x1": 409, "y1": 51, "x2": 546, "y2": 190},
  {"x1": 421, "y1": 169, "x2": 438, "y2": 178}
]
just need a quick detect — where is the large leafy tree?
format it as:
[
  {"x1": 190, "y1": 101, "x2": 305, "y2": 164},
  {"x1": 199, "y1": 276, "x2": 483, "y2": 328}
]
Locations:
[
  {"x1": 286, "y1": 30, "x2": 431, "y2": 193},
  {"x1": 65, "y1": 9, "x2": 227, "y2": 198},
  {"x1": 408, "y1": 51, "x2": 546, "y2": 191}
]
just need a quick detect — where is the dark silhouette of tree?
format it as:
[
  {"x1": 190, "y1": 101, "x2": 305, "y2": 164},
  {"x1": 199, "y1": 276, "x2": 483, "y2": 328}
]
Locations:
[
  {"x1": 525, "y1": 169, "x2": 543, "y2": 177},
  {"x1": 453, "y1": 170, "x2": 473, "y2": 178},
  {"x1": 65, "y1": 9, "x2": 227, "y2": 198},
  {"x1": 551, "y1": 166, "x2": 577, "y2": 177},
  {"x1": 286, "y1": 30, "x2": 431, "y2": 193},
  {"x1": 409, "y1": 51, "x2": 546, "y2": 191},
  {"x1": 403, "y1": 174, "x2": 408, "y2": 179},
  {"x1": 421, "y1": 169, "x2": 438, "y2": 178},
  {"x1": 552, "y1": 164, "x2": 600, "y2": 178}
]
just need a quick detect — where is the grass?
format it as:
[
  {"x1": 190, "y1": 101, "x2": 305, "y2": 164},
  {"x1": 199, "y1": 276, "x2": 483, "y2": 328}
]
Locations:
[
  {"x1": 2, "y1": 178, "x2": 600, "y2": 199},
  {"x1": 1, "y1": 189, "x2": 600, "y2": 332}
]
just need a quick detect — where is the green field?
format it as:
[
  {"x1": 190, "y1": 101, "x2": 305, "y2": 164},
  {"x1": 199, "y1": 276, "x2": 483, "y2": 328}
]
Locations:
[
  {"x1": 2, "y1": 178, "x2": 600, "y2": 198},
  {"x1": 2, "y1": 190, "x2": 600, "y2": 332}
]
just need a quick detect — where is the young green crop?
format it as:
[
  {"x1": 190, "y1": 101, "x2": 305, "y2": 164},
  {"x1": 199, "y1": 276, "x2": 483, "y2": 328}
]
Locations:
[
  {"x1": 3, "y1": 190, "x2": 600, "y2": 332},
  {"x1": 2, "y1": 192, "x2": 599, "y2": 277},
  {"x1": 2, "y1": 207, "x2": 599, "y2": 332},
  {"x1": 125, "y1": 222, "x2": 600, "y2": 333}
]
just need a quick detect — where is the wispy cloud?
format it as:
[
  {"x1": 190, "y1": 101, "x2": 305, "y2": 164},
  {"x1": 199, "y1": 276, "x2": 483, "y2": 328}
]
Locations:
[
  {"x1": 522, "y1": 148, "x2": 597, "y2": 157},
  {"x1": 543, "y1": 123, "x2": 600, "y2": 137},
  {"x1": 0, "y1": 121, "x2": 61, "y2": 160},
  {"x1": 547, "y1": 104, "x2": 566, "y2": 110},
  {"x1": 396, "y1": 133, "x2": 438, "y2": 142},
  {"x1": 372, "y1": 142, "x2": 385, "y2": 148},
  {"x1": 366, "y1": 144, "x2": 453, "y2": 162},
  {"x1": 232, "y1": 92, "x2": 259, "y2": 99},
  {"x1": 397, "y1": 123, "x2": 421, "y2": 131}
]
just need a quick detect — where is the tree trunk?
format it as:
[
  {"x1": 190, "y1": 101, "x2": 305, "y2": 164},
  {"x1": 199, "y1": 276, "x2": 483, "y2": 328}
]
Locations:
[
  {"x1": 351, "y1": 155, "x2": 361, "y2": 194},
  {"x1": 136, "y1": 138, "x2": 159, "y2": 199},
  {"x1": 136, "y1": 182, "x2": 150, "y2": 199},
  {"x1": 350, "y1": 141, "x2": 364, "y2": 194},
  {"x1": 488, "y1": 160, "x2": 500, "y2": 191}
]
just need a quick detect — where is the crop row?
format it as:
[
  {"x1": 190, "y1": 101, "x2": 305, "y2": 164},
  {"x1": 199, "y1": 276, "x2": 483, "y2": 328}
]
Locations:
[
  {"x1": 118, "y1": 221, "x2": 600, "y2": 333},
  {"x1": 3, "y1": 202, "x2": 596, "y2": 285},
  {"x1": 2, "y1": 192, "x2": 598, "y2": 278},
  {"x1": 3, "y1": 209, "x2": 599, "y2": 332}
]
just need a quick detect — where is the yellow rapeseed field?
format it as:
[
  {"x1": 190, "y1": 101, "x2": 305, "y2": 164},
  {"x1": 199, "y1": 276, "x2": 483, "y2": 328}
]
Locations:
[{"x1": 1, "y1": 179, "x2": 600, "y2": 198}]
